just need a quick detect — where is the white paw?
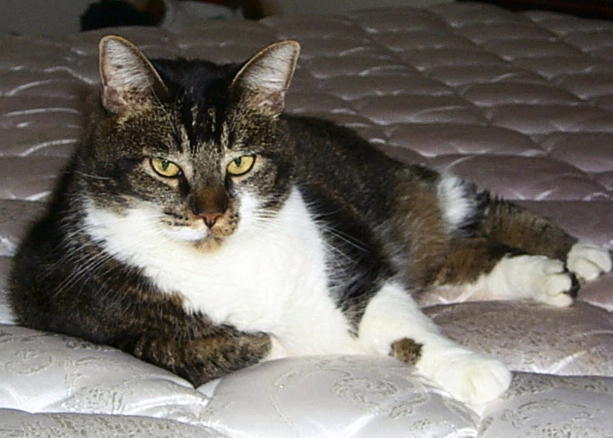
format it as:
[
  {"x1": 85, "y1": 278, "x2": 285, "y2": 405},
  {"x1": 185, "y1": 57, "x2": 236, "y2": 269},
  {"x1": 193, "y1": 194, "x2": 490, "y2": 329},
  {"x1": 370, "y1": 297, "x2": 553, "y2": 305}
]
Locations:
[
  {"x1": 490, "y1": 255, "x2": 574, "y2": 307},
  {"x1": 567, "y1": 242, "x2": 612, "y2": 282},
  {"x1": 423, "y1": 350, "x2": 511, "y2": 404},
  {"x1": 528, "y1": 256, "x2": 574, "y2": 307}
]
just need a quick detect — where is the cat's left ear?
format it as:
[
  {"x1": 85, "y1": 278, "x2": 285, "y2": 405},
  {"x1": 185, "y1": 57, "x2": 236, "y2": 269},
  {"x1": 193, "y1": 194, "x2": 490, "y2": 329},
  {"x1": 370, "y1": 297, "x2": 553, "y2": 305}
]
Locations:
[
  {"x1": 98, "y1": 35, "x2": 169, "y2": 114},
  {"x1": 231, "y1": 40, "x2": 301, "y2": 117}
]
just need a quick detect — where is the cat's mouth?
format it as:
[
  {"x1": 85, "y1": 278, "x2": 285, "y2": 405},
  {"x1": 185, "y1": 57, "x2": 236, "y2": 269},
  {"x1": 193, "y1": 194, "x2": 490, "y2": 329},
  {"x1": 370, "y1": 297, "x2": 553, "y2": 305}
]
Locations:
[
  {"x1": 159, "y1": 215, "x2": 239, "y2": 250},
  {"x1": 160, "y1": 225, "x2": 226, "y2": 252},
  {"x1": 160, "y1": 226, "x2": 208, "y2": 242}
]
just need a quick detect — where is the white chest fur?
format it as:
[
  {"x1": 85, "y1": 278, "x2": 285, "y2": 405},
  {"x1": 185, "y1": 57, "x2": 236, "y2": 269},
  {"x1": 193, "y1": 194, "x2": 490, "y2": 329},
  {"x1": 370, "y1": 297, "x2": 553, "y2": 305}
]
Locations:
[{"x1": 83, "y1": 189, "x2": 362, "y2": 356}]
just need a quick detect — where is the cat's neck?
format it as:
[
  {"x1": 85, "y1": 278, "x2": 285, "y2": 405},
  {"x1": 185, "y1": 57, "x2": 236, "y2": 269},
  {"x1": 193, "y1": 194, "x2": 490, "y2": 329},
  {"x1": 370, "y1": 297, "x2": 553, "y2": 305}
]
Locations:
[{"x1": 79, "y1": 186, "x2": 337, "y2": 335}]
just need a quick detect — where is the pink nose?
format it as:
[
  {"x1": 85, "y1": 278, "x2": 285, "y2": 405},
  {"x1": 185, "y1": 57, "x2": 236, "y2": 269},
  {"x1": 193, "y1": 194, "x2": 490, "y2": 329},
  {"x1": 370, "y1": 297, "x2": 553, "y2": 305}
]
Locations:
[{"x1": 200, "y1": 212, "x2": 223, "y2": 228}]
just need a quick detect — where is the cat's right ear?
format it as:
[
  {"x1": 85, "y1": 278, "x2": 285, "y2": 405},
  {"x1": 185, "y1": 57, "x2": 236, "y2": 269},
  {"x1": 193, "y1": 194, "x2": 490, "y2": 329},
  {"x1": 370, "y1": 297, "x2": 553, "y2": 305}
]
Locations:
[{"x1": 98, "y1": 35, "x2": 168, "y2": 114}]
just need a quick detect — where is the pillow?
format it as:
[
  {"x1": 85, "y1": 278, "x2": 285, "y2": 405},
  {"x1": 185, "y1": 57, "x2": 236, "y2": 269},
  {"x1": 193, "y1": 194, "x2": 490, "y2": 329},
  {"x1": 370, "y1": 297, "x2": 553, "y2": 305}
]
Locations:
[
  {"x1": 0, "y1": 324, "x2": 209, "y2": 425},
  {"x1": 0, "y1": 408, "x2": 227, "y2": 438},
  {"x1": 199, "y1": 355, "x2": 479, "y2": 438}
]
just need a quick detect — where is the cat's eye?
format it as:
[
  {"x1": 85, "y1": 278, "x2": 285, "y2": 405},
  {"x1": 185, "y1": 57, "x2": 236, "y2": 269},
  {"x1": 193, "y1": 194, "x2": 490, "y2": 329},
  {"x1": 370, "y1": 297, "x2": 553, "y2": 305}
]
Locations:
[
  {"x1": 150, "y1": 158, "x2": 182, "y2": 178},
  {"x1": 227, "y1": 155, "x2": 256, "y2": 177}
]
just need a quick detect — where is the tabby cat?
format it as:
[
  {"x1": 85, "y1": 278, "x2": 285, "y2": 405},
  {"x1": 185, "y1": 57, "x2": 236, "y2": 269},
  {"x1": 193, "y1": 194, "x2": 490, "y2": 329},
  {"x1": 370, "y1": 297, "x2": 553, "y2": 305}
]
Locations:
[{"x1": 9, "y1": 36, "x2": 611, "y2": 404}]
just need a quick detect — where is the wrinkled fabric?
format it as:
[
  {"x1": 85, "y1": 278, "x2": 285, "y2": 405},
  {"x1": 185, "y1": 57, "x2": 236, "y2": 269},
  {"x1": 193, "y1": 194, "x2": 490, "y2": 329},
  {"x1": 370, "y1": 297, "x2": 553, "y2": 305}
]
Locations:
[{"x1": 0, "y1": 3, "x2": 612, "y2": 437}]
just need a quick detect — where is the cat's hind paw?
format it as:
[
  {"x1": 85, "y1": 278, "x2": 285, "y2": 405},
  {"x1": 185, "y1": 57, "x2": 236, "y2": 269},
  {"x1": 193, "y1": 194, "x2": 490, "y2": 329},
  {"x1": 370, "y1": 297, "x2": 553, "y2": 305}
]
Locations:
[
  {"x1": 529, "y1": 256, "x2": 575, "y2": 307},
  {"x1": 567, "y1": 242, "x2": 612, "y2": 282},
  {"x1": 491, "y1": 255, "x2": 575, "y2": 307},
  {"x1": 424, "y1": 350, "x2": 511, "y2": 405}
]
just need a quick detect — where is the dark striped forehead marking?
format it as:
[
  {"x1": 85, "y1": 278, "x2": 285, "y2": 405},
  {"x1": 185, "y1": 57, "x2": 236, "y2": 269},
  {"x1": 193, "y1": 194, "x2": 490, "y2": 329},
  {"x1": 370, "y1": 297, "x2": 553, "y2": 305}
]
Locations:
[{"x1": 176, "y1": 96, "x2": 224, "y2": 155}]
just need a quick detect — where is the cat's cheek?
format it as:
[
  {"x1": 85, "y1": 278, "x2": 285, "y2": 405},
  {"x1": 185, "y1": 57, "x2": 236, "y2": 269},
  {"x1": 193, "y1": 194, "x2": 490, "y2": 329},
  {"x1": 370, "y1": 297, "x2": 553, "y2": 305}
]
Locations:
[
  {"x1": 215, "y1": 222, "x2": 237, "y2": 238},
  {"x1": 234, "y1": 191, "x2": 262, "y2": 233}
]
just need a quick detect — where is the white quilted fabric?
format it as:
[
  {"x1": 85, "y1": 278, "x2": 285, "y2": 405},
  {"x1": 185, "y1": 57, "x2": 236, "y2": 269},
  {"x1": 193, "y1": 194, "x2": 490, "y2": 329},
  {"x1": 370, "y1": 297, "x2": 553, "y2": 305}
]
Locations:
[{"x1": 0, "y1": 3, "x2": 612, "y2": 437}]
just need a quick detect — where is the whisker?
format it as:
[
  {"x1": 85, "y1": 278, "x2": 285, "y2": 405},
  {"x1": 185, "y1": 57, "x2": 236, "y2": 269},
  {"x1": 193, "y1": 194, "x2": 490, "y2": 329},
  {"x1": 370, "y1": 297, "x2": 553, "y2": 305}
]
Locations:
[{"x1": 73, "y1": 171, "x2": 112, "y2": 181}]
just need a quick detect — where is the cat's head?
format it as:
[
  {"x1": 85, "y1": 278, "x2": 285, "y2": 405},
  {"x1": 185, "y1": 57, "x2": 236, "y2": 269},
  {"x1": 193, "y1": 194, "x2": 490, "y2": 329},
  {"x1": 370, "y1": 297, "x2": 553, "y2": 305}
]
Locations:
[{"x1": 79, "y1": 36, "x2": 300, "y2": 251}]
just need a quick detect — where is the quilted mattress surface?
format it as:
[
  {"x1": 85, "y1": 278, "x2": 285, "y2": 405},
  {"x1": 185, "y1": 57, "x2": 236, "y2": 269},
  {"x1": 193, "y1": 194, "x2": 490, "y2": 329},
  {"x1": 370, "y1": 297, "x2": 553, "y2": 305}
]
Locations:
[{"x1": 0, "y1": 2, "x2": 612, "y2": 437}]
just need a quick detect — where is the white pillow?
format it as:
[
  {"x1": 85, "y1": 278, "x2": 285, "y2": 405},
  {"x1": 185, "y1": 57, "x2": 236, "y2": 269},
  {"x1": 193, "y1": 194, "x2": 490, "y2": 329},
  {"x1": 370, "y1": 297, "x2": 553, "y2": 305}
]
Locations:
[
  {"x1": 199, "y1": 355, "x2": 479, "y2": 438},
  {"x1": 0, "y1": 324, "x2": 209, "y2": 425}
]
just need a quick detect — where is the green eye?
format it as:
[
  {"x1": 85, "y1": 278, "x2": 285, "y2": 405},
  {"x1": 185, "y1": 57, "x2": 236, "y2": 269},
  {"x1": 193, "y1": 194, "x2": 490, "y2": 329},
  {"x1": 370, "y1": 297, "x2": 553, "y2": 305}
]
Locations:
[
  {"x1": 150, "y1": 157, "x2": 181, "y2": 177},
  {"x1": 227, "y1": 155, "x2": 256, "y2": 176}
]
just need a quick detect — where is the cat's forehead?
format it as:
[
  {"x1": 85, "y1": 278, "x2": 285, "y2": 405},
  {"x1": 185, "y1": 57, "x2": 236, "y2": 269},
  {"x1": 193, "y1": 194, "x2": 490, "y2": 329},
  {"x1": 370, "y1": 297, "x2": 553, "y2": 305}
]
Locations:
[
  {"x1": 142, "y1": 59, "x2": 275, "y2": 157},
  {"x1": 173, "y1": 99, "x2": 232, "y2": 156}
]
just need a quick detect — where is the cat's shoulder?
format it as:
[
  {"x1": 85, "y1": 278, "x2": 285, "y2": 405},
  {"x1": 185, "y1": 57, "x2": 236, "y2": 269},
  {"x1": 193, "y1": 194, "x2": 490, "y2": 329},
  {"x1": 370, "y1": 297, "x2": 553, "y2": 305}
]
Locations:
[
  {"x1": 283, "y1": 115, "x2": 402, "y2": 172},
  {"x1": 284, "y1": 115, "x2": 368, "y2": 145}
]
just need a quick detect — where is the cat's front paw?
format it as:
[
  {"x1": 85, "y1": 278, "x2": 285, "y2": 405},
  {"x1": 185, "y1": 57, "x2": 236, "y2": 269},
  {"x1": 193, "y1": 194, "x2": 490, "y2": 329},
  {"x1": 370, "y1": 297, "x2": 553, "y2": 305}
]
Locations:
[
  {"x1": 422, "y1": 350, "x2": 511, "y2": 405},
  {"x1": 567, "y1": 242, "x2": 612, "y2": 282}
]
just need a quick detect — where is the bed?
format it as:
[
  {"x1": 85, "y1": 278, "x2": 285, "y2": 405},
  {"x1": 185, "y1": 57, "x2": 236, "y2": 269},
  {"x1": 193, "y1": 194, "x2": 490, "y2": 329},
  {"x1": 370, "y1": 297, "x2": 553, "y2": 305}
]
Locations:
[{"x1": 0, "y1": 2, "x2": 612, "y2": 437}]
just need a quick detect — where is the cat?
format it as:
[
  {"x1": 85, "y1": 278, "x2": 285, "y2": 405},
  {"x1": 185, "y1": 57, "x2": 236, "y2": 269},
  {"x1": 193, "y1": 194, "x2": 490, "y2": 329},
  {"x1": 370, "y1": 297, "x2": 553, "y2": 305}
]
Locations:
[{"x1": 9, "y1": 35, "x2": 611, "y2": 405}]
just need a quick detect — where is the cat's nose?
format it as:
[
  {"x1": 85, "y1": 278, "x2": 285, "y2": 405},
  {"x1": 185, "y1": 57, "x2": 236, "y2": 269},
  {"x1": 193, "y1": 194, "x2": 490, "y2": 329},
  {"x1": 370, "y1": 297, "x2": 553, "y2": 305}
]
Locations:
[
  {"x1": 189, "y1": 185, "x2": 228, "y2": 228},
  {"x1": 201, "y1": 212, "x2": 222, "y2": 229}
]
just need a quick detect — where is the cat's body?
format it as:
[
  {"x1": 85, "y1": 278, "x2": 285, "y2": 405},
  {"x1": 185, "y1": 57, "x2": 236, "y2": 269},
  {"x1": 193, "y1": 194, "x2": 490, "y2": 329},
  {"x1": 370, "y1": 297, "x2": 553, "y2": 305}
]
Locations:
[{"x1": 9, "y1": 37, "x2": 611, "y2": 405}]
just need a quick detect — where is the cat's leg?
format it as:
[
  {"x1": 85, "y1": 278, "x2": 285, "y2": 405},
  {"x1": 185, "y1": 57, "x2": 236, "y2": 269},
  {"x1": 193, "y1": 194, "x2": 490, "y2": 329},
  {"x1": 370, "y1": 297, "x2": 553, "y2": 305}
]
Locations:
[
  {"x1": 121, "y1": 329, "x2": 272, "y2": 386},
  {"x1": 432, "y1": 237, "x2": 580, "y2": 307},
  {"x1": 359, "y1": 281, "x2": 511, "y2": 404},
  {"x1": 444, "y1": 199, "x2": 612, "y2": 306},
  {"x1": 461, "y1": 252, "x2": 577, "y2": 307},
  {"x1": 429, "y1": 174, "x2": 610, "y2": 305},
  {"x1": 480, "y1": 198, "x2": 611, "y2": 283}
]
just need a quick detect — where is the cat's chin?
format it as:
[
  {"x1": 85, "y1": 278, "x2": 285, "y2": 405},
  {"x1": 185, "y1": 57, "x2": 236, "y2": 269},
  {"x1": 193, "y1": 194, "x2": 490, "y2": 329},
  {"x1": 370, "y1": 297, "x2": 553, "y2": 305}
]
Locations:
[{"x1": 194, "y1": 236, "x2": 227, "y2": 252}]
